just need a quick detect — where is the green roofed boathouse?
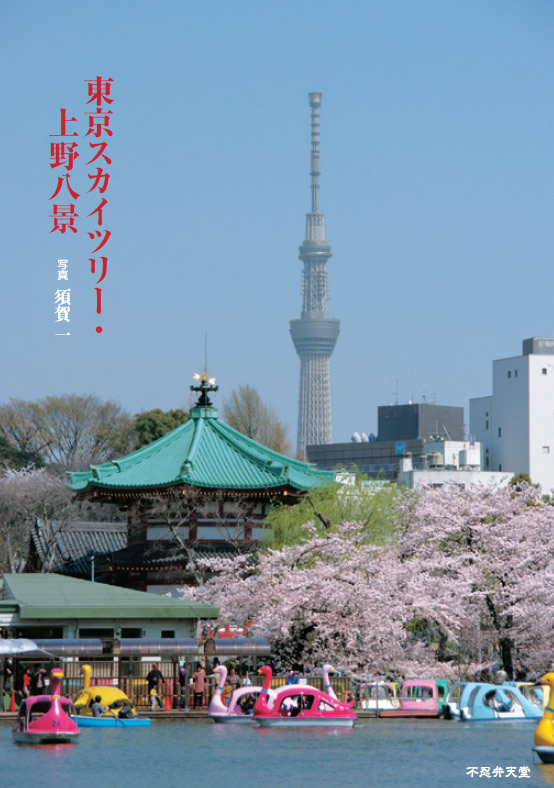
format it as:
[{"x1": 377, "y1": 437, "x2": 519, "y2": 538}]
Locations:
[
  {"x1": 68, "y1": 375, "x2": 334, "y2": 594},
  {"x1": 0, "y1": 572, "x2": 218, "y2": 641}
]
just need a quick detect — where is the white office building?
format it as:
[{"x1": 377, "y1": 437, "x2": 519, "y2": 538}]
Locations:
[
  {"x1": 470, "y1": 337, "x2": 554, "y2": 494},
  {"x1": 396, "y1": 446, "x2": 512, "y2": 491}
]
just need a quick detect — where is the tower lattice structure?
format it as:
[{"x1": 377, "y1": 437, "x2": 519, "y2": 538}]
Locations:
[{"x1": 290, "y1": 93, "x2": 340, "y2": 456}]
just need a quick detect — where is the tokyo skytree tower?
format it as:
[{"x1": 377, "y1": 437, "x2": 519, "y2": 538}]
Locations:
[{"x1": 290, "y1": 92, "x2": 340, "y2": 456}]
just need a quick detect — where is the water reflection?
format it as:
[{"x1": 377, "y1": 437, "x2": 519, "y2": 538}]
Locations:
[{"x1": 1, "y1": 719, "x2": 553, "y2": 787}]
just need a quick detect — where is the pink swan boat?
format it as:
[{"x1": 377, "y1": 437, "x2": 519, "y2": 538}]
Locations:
[
  {"x1": 209, "y1": 665, "x2": 269, "y2": 723},
  {"x1": 209, "y1": 664, "x2": 326, "y2": 723},
  {"x1": 253, "y1": 665, "x2": 356, "y2": 728},
  {"x1": 13, "y1": 668, "x2": 80, "y2": 744}
]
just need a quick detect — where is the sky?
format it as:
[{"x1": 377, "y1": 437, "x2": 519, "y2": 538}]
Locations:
[{"x1": 2, "y1": 0, "x2": 554, "y2": 449}]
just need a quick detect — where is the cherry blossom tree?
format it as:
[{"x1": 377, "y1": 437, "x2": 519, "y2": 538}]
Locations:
[
  {"x1": 179, "y1": 483, "x2": 554, "y2": 679},
  {"x1": 402, "y1": 483, "x2": 554, "y2": 675},
  {"x1": 182, "y1": 519, "x2": 473, "y2": 678}
]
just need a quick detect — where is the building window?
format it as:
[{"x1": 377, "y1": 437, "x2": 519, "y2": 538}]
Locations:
[
  {"x1": 507, "y1": 371, "x2": 511, "y2": 378},
  {"x1": 15, "y1": 626, "x2": 64, "y2": 639},
  {"x1": 543, "y1": 446, "x2": 550, "y2": 454},
  {"x1": 79, "y1": 628, "x2": 114, "y2": 638},
  {"x1": 515, "y1": 369, "x2": 518, "y2": 377},
  {"x1": 121, "y1": 628, "x2": 142, "y2": 638},
  {"x1": 498, "y1": 427, "x2": 502, "y2": 437},
  {"x1": 499, "y1": 464, "x2": 502, "y2": 471},
  {"x1": 161, "y1": 630, "x2": 175, "y2": 638},
  {"x1": 543, "y1": 368, "x2": 548, "y2": 375},
  {"x1": 485, "y1": 420, "x2": 489, "y2": 430}
]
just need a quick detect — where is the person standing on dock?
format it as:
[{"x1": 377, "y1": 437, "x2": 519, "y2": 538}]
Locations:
[
  {"x1": 22, "y1": 667, "x2": 32, "y2": 698},
  {"x1": 192, "y1": 663, "x2": 206, "y2": 709},
  {"x1": 147, "y1": 663, "x2": 165, "y2": 711},
  {"x1": 228, "y1": 666, "x2": 241, "y2": 692},
  {"x1": 31, "y1": 664, "x2": 47, "y2": 696},
  {"x1": 286, "y1": 669, "x2": 299, "y2": 686},
  {"x1": 3, "y1": 659, "x2": 14, "y2": 695},
  {"x1": 178, "y1": 664, "x2": 187, "y2": 709}
]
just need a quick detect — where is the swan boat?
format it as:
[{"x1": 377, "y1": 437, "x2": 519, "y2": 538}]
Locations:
[
  {"x1": 209, "y1": 665, "x2": 272, "y2": 724},
  {"x1": 459, "y1": 682, "x2": 542, "y2": 722},
  {"x1": 502, "y1": 681, "x2": 546, "y2": 709},
  {"x1": 532, "y1": 673, "x2": 554, "y2": 764},
  {"x1": 72, "y1": 664, "x2": 148, "y2": 725},
  {"x1": 359, "y1": 681, "x2": 400, "y2": 712},
  {"x1": 208, "y1": 664, "x2": 331, "y2": 723},
  {"x1": 13, "y1": 668, "x2": 80, "y2": 745},
  {"x1": 253, "y1": 666, "x2": 356, "y2": 728},
  {"x1": 379, "y1": 680, "x2": 441, "y2": 718}
]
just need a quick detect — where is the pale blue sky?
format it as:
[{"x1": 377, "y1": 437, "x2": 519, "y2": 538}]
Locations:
[{"x1": 2, "y1": 0, "x2": 553, "y2": 445}]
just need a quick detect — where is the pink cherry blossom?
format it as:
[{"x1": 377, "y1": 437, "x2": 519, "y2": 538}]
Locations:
[{"x1": 179, "y1": 483, "x2": 553, "y2": 679}]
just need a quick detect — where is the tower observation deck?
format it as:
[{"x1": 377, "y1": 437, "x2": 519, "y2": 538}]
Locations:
[{"x1": 290, "y1": 92, "x2": 340, "y2": 456}]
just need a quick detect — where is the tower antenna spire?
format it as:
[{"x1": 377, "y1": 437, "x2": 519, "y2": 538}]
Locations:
[{"x1": 309, "y1": 92, "x2": 321, "y2": 214}]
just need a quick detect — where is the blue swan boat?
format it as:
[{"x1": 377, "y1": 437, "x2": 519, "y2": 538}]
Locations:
[{"x1": 459, "y1": 682, "x2": 542, "y2": 721}]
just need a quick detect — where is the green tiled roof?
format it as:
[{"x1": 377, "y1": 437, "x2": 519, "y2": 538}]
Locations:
[
  {"x1": 1, "y1": 573, "x2": 218, "y2": 620},
  {"x1": 68, "y1": 406, "x2": 334, "y2": 494}
]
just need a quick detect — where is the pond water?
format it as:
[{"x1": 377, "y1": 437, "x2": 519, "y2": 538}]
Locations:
[{"x1": 1, "y1": 717, "x2": 552, "y2": 788}]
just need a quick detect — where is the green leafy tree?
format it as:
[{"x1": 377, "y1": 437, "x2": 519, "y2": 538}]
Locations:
[
  {"x1": 133, "y1": 408, "x2": 189, "y2": 448},
  {"x1": 265, "y1": 475, "x2": 406, "y2": 548},
  {"x1": 223, "y1": 385, "x2": 292, "y2": 456},
  {"x1": 509, "y1": 472, "x2": 537, "y2": 490}
]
